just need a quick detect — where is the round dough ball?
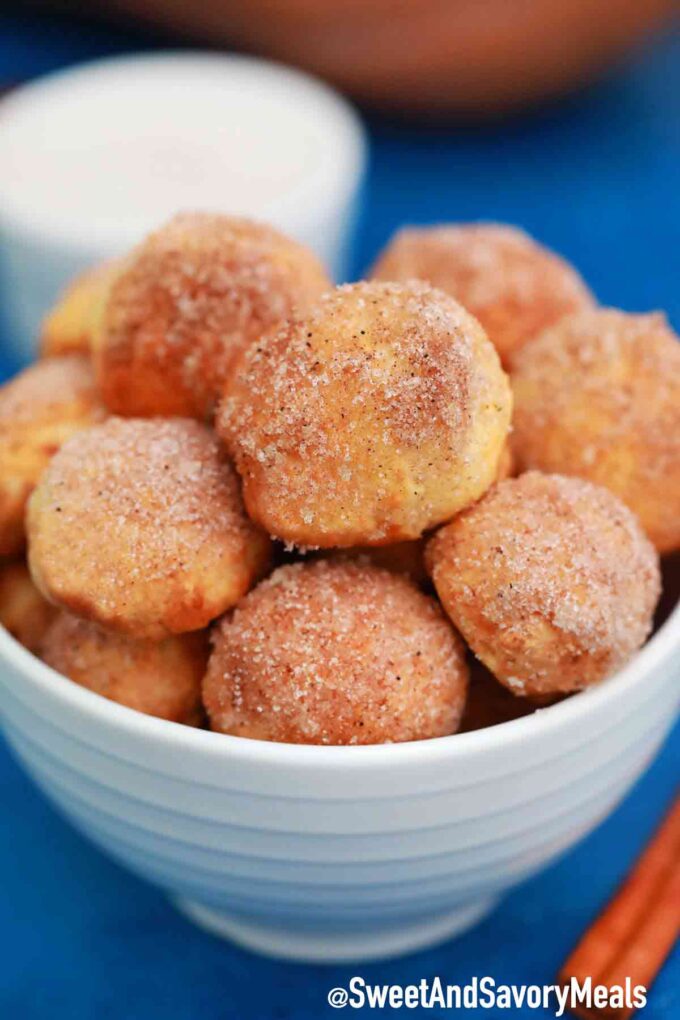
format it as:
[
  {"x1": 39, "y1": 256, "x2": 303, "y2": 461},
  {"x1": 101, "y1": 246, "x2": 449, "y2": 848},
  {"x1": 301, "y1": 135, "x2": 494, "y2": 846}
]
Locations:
[
  {"x1": 204, "y1": 559, "x2": 469, "y2": 745},
  {"x1": 28, "y1": 417, "x2": 272, "y2": 639},
  {"x1": 96, "y1": 213, "x2": 331, "y2": 419},
  {"x1": 218, "y1": 280, "x2": 512, "y2": 547},
  {"x1": 0, "y1": 355, "x2": 106, "y2": 557},
  {"x1": 427, "y1": 472, "x2": 660, "y2": 698},
  {"x1": 40, "y1": 260, "x2": 119, "y2": 358},
  {"x1": 511, "y1": 309, "x2": 680, "y2": 554},
  {"x1": 0, "y1": 559, "x2": 57, "y2": 654},
  {"x1": 370, "y1": 223, "x2": 594, "y2": 366},
  {"x1": 42, "y1": 611, "x2": 207, "y2": 724}
]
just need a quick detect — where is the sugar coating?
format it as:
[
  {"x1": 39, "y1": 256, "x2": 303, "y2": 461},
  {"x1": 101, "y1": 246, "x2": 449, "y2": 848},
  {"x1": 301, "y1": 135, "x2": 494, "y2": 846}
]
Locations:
[
  {"x1": 204, "y1": 559, "x2": 469, "y2": 745},
  {"x1": 27, "y1": 417, "x2": 271, "y2": 639},
  {"x1": 42, "y1": 611, "x2": 207, "y2": 724},
  {"x1": 370, "y1": 223, "x2": 594, "y2": 366},
  {"x1": 218, "y1": 280, "x2": 512, "y2": 547},
  {"x1": 0, "y1": 355, "x2": 106, "y2": 557},
  {"x1": 96, "y1": 212, "x2": 330, "y2": 419},
  {"x1": 511, "y1": 309, "x2": 680, "y2": 554},
  {"x1": 427, "y1": 472, "x2": 660, "y2": 698}
]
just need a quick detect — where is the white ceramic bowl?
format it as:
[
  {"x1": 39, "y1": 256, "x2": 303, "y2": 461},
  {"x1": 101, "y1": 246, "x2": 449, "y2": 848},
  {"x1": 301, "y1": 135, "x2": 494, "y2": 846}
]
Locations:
[
  {"x1": 0, "y1": 52, "x2": 366, "y2": 358},
  {"x1": 0, "y1": 602, "x2": 678, "y2": 963}
]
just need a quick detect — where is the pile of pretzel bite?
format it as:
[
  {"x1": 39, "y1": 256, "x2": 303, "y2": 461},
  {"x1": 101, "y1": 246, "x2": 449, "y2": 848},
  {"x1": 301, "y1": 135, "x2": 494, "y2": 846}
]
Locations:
[{"x1": 1, "y1": 216, "x2": 678, "y2": 744}]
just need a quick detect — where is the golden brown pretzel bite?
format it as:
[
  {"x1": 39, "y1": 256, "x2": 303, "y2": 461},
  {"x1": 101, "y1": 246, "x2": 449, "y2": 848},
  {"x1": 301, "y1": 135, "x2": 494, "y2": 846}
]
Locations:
[
  {"x1": 427, "y1": 472, "x2": 660, "y2": 698},
  {"x1": 96, "y1": 213, "x2": 330, "y2": 419},
  {"x1": 204, "y1": 559, "x2": 469, "y2": 745},
  {"x1": 219, "y1": 280, "x2": 511, "y2": 548},
  {"x1": 28, "y1": 417, "x2": 271, "y2": 639}
]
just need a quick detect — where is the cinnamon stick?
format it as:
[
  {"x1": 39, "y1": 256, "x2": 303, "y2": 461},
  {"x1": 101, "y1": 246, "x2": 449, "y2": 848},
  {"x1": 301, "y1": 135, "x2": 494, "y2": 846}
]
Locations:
[{"x1": 559, "y1": 792, "x2": 680, "y2": 1020}]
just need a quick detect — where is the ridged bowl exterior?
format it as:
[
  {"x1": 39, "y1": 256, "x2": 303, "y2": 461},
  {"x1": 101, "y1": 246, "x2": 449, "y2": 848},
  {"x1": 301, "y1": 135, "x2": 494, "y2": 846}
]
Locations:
[{"x1": 0, "y1": 604, "x2": 678, "y2": 961}]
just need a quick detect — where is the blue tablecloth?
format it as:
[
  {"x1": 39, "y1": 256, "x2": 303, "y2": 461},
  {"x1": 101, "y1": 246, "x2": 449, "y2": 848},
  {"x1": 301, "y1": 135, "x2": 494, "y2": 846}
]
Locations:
[{"x1": 0, "y1": 11, "x2": 678, "y2": 1018}]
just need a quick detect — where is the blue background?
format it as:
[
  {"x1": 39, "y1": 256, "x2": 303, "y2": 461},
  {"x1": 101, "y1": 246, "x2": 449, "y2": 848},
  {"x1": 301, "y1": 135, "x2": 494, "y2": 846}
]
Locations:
[{"x1": 0, "y1": 11, "x2": 678, "y2": 1018}]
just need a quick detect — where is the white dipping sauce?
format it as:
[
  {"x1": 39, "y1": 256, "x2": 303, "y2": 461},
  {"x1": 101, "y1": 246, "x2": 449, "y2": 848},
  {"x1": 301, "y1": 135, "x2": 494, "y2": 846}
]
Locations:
[{"x1": 0, "y1": 53, "x2": 366, "y2": 355}]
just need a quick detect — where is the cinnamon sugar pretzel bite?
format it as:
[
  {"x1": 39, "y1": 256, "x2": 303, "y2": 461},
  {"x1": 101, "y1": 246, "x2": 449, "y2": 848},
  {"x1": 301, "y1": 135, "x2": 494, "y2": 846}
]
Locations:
[
  {"x1": 511, "y1": 309, "x2": 680, "y2": 553},
  {"x1": 427, "y1": 472, "x2": 660, "y2": 698},
  {"x1": 27, "y1": 417, "x2": 271, "y2": 639},
  {"x1": 218, "y1": 280, "x2": 511, "y2": 548},
  {"x1": 0, "y1": 355, "x2": 106, "y2": 556},
  {"x1": 96, "y1": 213, "x2": 330, "y2": 419},
  {"x1": 371, "y1": 223, "x2": 593, "y2": 366},
  {"x1": 204, "y1": 559, "x2": 469, "y2": 745},
  {"x1": 42, "y1": 611, "x2": 207, "y2": 724}
]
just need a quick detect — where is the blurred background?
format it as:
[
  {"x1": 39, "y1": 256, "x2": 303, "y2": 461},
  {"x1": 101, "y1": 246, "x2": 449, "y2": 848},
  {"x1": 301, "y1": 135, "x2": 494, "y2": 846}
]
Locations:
[
  {"x1": 0, "y1": 3, "x2": 678, "y2": 1018},
  {"x1": 1, "y1": 2, "x2": 678, "y2": 376}
]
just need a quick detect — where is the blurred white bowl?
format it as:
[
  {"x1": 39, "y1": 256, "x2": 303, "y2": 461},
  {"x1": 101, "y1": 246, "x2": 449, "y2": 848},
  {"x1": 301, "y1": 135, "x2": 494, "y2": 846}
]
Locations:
[
  {"x1": 0, "y1": 52, "x2": 366, "y2": 358},
  {"x1": 0, "y1": 599, "x2": 678, "y2": 963}
]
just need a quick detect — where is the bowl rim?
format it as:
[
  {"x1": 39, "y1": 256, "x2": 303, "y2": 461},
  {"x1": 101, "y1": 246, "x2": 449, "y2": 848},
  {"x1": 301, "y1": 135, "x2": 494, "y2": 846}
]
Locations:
[{"x1": 1, "y1": 596, "x2": 678, "y2": 769}]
